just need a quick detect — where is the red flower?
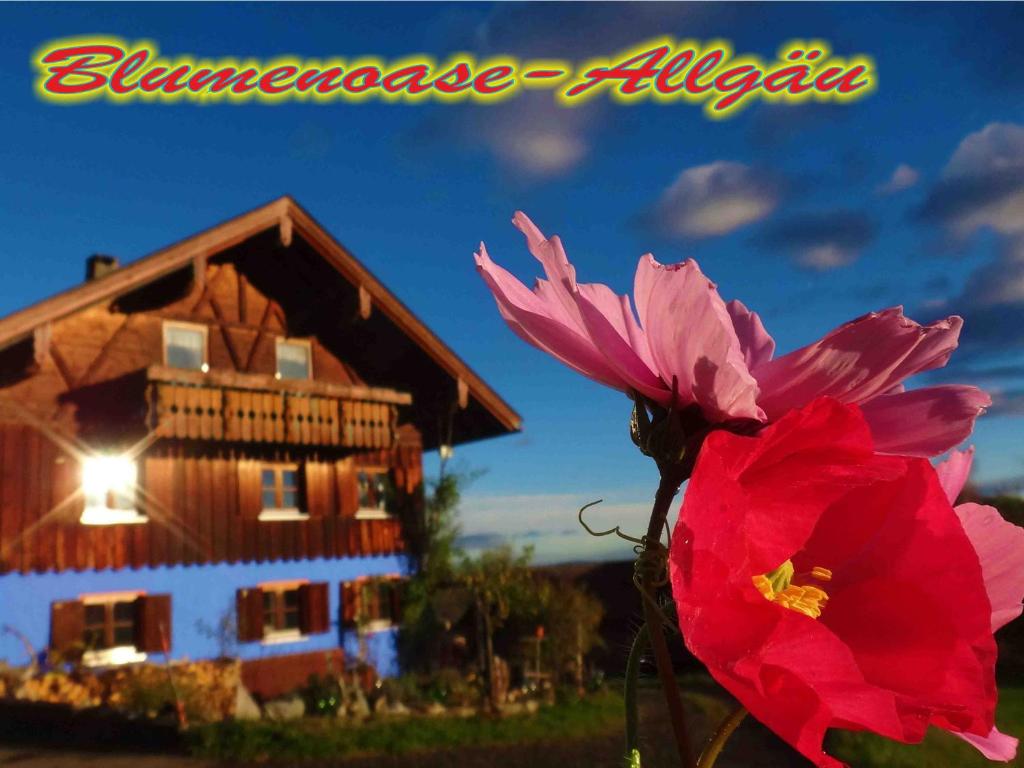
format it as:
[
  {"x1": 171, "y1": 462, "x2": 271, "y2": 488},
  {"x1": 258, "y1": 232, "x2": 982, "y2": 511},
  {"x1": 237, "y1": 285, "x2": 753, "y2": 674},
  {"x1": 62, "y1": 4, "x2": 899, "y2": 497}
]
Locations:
[{"x1": 669, "y1": 397, "x2": 1003, "y2": 768}]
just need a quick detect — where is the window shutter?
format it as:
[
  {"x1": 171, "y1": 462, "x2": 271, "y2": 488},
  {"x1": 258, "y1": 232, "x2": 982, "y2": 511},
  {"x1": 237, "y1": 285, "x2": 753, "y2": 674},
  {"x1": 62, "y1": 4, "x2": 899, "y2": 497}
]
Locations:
[
  {"x1": 340, "y1": 582, "x2": 359, "y2": 627},
  {"x1": 50, "y1": 600, "x2": 85, "y2": 658},
  {"x1": 237, "y1": 460, "x2": 263, "y2": 518},
  {"x1": 389, "y1": 581, "x2": 403, "y2": 625},
  {"x1": 236, "y1": 587, "x2": 265, "y2": 642},
  {"x1": 304, "y1": 462, "x2": 329, "y2": 518},
  {"x1": 336, "y1": 458, "x2": 358, "y2": 519},
  {"x1": 299, "y1": 582, "x2": 329, "y2": 634},
  {"x1": 134, "y1": 594, "x2": 172, "y2": 653}
]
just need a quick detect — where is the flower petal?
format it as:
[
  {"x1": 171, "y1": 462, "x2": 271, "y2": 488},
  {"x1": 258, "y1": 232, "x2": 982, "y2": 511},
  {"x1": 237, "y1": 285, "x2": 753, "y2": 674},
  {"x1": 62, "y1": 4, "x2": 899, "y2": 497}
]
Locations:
[
  {"x1": 753, "y1": 308, "x2": 964, "y2": 420},
  {"x1": 935, "y1": 447, "x2": 976, "y2": 505},
  {"x1": 727, "y1": 299, "x2": 775, "y2": 369},
  {"x1": 475, "y1": 245, "x2": 624, "y2": 389},
  {"x1": 955, "y1": 727, "x2": 1019, "y2": 761},
  {"x1": 634, "y1": 255, "x2": 763, "y2": 422},
  {"x1": 955, "y1": 502, "x2": 1024, "y2": 632},
  {"x1": 859, "y1": 385, "x2": 990, "y2": 457}
]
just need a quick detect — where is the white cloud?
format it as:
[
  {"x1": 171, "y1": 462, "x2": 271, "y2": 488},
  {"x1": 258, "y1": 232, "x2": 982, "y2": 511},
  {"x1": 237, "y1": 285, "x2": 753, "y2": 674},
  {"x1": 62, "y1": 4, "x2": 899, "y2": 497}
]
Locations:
[
  {"x1": 650, "y1": 161, "x2": 781, "y2": 239},
  {"x1": 876, "y1": 163, "x2": 920, "y2": 195}
]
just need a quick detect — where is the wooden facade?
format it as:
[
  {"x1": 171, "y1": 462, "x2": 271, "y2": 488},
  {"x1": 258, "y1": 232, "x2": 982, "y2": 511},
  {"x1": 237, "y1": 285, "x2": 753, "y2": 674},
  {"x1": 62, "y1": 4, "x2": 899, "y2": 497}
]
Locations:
[{"x1": 0, "y1": 197, "x2": 519, "y2": 579}]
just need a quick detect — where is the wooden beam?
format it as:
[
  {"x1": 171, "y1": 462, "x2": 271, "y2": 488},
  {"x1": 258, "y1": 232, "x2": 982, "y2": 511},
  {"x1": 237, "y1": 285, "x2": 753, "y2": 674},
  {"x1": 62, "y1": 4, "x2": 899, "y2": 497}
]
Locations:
[
  {"x1": 32, "y1": 324, "x2": 51, "y2": 370},
  {"x1": 279, "y1": 215, "x2": 293, "y2": 248},
  {"x1": 193, "y1": 253, "x2": 207, "y2": 291},
  {"x1": 358, "y1": 285, "x2": 372, "y2": 320},
  {"x1": 457, "y1": 377, "x2": 469, "y2": 410},
  {"x1": 75, "y1": 315, "x2": 131, "y2": 388},
  {"x1": 47, "y1": 342, "x2": 75, "y2": 390}
]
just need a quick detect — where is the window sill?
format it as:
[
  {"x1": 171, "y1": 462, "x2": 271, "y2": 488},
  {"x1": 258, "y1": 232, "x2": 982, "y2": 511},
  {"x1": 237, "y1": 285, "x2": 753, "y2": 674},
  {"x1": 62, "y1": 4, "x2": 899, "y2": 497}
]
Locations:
[
  {"x1": 261, "y1": 629, "x2": 309, "y2": 646},
  {"x1": 355, "y1": 509, "x2": 395, "y2": 521},
  {"x1": 81, "y1": 508, "x2": 148, "y2": 526},
  {"x1": 360, "y1": 619, "x2": 395, "y2": 634},
  {"x1": 82, "y1": 646, "x2": 147, "y2": 667},
  {"x1": 258, "y1": 509, "x2": 309, "y2": 522}
]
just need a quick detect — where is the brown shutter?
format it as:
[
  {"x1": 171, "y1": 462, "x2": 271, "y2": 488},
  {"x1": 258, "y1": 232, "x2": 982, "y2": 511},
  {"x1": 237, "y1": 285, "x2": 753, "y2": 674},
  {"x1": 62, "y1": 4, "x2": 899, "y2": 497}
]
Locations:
[
  {"x1": 304, "y1": 462, "x2": 329, "y2": 518},
  {"x1": 299, "y1": 582, "x2": 329, "y2": 634},
  {"x1": 236, "y1": 587, "x2": 265, "y2": 641},
  {"x1": 389, "y1": 580, "x2": 403, "y2": 625},
  {"x1": 336, "y1": 458, "x2": 358, "y2": 519},
  {"x1": 237, "y1": 460, "x2": 263, "y2": 518},
  {"x1": 50, "y1": 600, "x2": 85, "y2": 657},
  {"x1": 340, "y1": 582, "x2": 359, "y2": 627},
  {"x1": 134, "y1": 594, "x2": 172, "y2": 653}
]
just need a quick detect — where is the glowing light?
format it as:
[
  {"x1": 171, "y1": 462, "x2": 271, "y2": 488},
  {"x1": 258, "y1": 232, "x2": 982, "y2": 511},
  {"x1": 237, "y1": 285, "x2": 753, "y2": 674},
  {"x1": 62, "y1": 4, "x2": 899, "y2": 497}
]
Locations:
[{"x1": 81, "y1": 455, "x2": 145, "y2": 525}]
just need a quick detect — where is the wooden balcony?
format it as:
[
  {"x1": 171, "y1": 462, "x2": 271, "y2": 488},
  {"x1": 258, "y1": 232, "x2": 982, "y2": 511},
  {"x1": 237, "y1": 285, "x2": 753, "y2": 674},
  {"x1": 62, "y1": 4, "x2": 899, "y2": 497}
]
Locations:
[{"x1": 145, "y1": 365, "x2": 410, "y2": 448}]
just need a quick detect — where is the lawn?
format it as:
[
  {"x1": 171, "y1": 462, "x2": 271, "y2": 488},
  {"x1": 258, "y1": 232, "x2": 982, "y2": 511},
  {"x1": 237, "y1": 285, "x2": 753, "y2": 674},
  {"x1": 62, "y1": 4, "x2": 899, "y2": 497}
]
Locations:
[{"x1": 189, "y1": 683, "x2": 1024, "y2": 767}]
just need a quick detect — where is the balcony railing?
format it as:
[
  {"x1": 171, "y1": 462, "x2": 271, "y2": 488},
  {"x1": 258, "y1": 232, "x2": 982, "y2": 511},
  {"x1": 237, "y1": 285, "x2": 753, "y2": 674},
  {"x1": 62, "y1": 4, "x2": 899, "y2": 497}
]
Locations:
[{"x1": 145, "y1": 365, "x2": 410, "y2": 448}]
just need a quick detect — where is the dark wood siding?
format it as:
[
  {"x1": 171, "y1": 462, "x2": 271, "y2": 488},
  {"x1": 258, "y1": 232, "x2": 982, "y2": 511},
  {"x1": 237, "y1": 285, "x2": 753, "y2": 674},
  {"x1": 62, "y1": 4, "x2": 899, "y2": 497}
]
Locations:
[{"x1": 0, "y1": 423, "x2": 420, "y2": 575}]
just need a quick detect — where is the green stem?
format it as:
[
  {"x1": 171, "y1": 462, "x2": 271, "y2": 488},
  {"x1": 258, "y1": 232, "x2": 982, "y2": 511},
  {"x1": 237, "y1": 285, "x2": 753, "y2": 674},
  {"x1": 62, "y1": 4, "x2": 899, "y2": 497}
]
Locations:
[
  {"x1": 696, "y1": 706, "x2": 748, "y2": 768},
  {"x1": 642, "y1": 470, "x2": 694, "y2": 768},
  {"x1": 624, "y1": 623, "x2": 649, "y2": 759}
]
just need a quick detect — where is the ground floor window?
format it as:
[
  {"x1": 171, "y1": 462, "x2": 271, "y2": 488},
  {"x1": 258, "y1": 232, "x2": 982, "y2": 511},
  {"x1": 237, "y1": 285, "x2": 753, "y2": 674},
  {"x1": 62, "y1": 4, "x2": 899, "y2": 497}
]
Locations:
[
  {"x1": 50, "y1": 592, "x2": 171, "y2": 666},
  {"x1": 341, "y1": 577, "x2": 404, "y2": 631},
  {"x1": 262, "y1": 585, "x2": 301, "y2": 637},
  {"x1": 237, "y1": 581, "x2": 329, "y2": 643}
]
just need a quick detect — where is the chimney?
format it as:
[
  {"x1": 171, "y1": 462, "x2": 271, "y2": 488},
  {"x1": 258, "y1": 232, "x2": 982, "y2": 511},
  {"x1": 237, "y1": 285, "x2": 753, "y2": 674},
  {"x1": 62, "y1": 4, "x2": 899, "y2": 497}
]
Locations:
[{"x1": 85, "y1": 254, "x2": 119, "y2": 281}]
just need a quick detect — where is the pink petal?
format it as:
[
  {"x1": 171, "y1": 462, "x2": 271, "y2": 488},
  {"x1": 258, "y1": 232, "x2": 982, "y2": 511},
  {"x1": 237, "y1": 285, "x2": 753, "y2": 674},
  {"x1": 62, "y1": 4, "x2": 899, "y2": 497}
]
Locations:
[
  {"x1": 634, "y1": 255, "x2": 764, "y2": 422},
  {"x1": 858, "y1": 386, "x2": 991, "y2": 457},
  {"x1": 475, "y1": 245, "x2": 625, "y2": 389},
  {"x1": 512, "y1": 212, "x2": 584, "y2": 328},
  {"x1": 727, "y1": 299, "x2": 775, "y2": 369},
  {"x1": 753, "y1": 308, "x2": 964, "y2": 420},
  {"x1": 573, "y1": 285, "x2": 670, "y2": 404},
  {"x1": 954, "y1": 727, "x2": 1019, "y2": 761},
  {"x1": 955, "y1": 501, "x2": 1024, "y2": 632},
  {"x1": 935, "y1": 447, "x2": 976, "y2": 505}
]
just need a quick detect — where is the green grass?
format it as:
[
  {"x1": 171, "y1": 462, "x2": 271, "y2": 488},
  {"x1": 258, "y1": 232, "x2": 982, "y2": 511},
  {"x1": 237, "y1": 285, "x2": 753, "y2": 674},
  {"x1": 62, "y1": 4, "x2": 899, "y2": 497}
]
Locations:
[
  {"x1": 828, "y1": 687, "x2": 1024, "y2": 768},
  {"x1": 189, "y1": 691, "x2": 624, "y2": 762}
]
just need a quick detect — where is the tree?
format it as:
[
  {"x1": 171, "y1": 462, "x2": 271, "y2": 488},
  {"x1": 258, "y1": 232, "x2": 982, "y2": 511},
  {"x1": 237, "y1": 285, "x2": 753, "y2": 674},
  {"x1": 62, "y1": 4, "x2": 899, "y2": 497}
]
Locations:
[
  {"x1": 454, "y1": 545, "x2": 540, "y2": 708},
  {"x1": 538, "y1": 581, "x2": 604, "y2": 694}
]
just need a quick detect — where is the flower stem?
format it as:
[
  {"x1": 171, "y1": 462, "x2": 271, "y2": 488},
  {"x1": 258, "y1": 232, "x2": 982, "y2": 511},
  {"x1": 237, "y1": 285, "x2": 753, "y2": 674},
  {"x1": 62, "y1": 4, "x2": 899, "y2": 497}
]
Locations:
[
  {"x1": 624, "y1": 623, "x2": 649, "y2": 759},
  {"x1": 642, "y1": 470, "x2": 694, "y2": 768},
  {"x1": 696, "y1": 706, "x2": 748, "y2": 768}
]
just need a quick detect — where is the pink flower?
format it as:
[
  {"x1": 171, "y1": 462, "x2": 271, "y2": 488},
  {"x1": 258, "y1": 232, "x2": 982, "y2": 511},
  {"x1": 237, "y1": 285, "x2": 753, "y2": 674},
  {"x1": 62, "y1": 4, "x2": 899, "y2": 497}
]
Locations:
[
  {"x1": 475, "y1": 213, "x2": 990, "y2": 455},
  {"x1": 935, "y1": 447, "x2": 1024, "y2": 761}
]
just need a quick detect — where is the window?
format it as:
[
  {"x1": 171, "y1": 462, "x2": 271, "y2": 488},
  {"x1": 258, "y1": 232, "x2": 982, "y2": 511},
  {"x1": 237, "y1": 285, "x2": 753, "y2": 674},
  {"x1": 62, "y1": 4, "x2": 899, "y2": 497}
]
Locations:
[
  {"x1": 258, "y1": 463, "x2": 306, "y2": 521},
  {"x1": 263, "y1": 585, "x2": 302, "y2": 640},
  {"x1": 276, "y1": 339, "x2": 311, "y2": 380},
  {"x1": 163, "y1": 321, "x2": 208, "y2": 371},
  {"x1": 342, "y1": 578, "x2": 403, "y2": 631},
  {"x1": 236, "y1": 582, "x2": 329, "y2": 644},
  {"x1": 355, "y1": 469, "x2": 394, "y2": 520},
  {"x1": 81, "y1": 455, "x2": 146, "y2": 525},
  {"x1": 50, "y1": 592, "x2": 171, "y2": 667}
]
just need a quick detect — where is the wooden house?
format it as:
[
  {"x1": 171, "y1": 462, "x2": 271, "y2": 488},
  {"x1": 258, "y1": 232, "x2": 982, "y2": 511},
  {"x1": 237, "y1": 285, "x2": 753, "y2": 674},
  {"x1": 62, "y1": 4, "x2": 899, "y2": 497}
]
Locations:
[{"x1": 0, "y1": 197, "x2": 519, "y2": 697}]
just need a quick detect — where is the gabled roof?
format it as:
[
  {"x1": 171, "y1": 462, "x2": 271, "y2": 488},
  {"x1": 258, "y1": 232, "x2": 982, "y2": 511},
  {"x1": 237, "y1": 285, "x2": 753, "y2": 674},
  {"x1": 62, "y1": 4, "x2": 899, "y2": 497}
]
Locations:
[{"x1": 0, "y1": 196, "x2": 521, "y2": 446}]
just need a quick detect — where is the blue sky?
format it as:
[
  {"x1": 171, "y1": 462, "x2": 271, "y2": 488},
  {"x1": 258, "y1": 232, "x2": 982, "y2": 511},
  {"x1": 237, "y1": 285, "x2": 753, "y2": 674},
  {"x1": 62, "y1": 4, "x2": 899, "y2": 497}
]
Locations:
[{"x1": 4, "y1": 3, "x2": 1024, "y2": 563}]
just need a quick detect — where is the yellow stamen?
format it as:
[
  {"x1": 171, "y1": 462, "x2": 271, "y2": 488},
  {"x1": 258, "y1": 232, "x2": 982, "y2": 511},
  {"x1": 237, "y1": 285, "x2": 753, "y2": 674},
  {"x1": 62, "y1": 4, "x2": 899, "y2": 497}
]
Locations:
[{"x1": 753, "y1": 560, "x2": 831, "y2": 619}]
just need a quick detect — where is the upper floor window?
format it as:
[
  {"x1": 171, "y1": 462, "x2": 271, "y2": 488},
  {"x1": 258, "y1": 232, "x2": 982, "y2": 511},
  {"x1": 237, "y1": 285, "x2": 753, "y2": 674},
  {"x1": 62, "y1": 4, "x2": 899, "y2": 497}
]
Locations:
[
  {"x1": 276, "y1": 338, "x2": 311, "y2": 380},
  {"x1": 81, "y1": 455, "x2": 146, "y2": 526},
  {"x1": 355, "y1": 469, "x2": 394, "y2": 520},
  {"x1": 258, "y1": 462, "x2": 306, "y2": 521},
  {"x1": 163, "y1": 321, "x2": 208, "y2": 372}
]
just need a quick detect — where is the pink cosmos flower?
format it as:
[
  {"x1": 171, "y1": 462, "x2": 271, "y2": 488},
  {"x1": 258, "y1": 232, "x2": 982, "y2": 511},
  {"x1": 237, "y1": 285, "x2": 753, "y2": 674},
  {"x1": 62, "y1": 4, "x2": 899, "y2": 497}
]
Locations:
[
  {"x1": 475, "y1": 213, "x2": 990, "y2": 456},
  {"x1": 936, "y1": 447, "x2": 1024, "y2": 761}
]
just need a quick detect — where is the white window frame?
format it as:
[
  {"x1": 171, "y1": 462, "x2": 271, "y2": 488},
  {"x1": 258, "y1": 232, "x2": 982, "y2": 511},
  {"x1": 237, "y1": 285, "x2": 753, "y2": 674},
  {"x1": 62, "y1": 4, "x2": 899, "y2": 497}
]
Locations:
[
  {"x1": 162, "y1": 320, "x2": 209, "y2": 372},
  {"x1": 354, "y1": 467, "x2": 395, "y2": 521},
  {"x1": 256, "y1": 462, "x2": 308, "y2": 522},
  {"x1": 259, "y1": 580, "x2": 310, "y2": 645},
  {"x1": 275, "y1": 337, "x2": 313, "y2": 380}
]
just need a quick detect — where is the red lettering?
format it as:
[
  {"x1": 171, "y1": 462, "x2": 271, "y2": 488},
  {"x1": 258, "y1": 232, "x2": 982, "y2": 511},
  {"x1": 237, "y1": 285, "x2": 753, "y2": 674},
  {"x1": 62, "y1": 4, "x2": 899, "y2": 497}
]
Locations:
[
  {"x1": 138, "y1": 64, "x2": 192, "y2": 94},
  {"x1": 259, "y1": 65, "x2": 299, "y2": 94},
  {"x1": 187, "y1": 67, "x2": 260, "y2": 94},
  {"x1": 684, "y1": 50, "x2": 723, "y2": 94},
  {"x1": 710, "y1": 65, "x2": 762, "y2": 110},
  {"x1": 109, "y1": 49, "x2": 148, "y2": 94},
  {"x1": 342, "y1": 66, "x2": 380, "y2": 93},
  {"x1": 295, "y1": 67, "x2": 344, "y2": 94},
  {"x1": 473, "y1": 65, "x2": 515, "y2": 95},
  {"x1": 433, "y1": 63, "x2": 473, "y2": 94},
  {"x1": 40, "y1": 45, "x2": 123, "y2": 94},
  {"x1": 763, "y1": 64, "x2": 813, "y2": 94},
  {"x1": 654, "y1": 50, "x2": 695, "y2": 94},
  {"x1": 382, "y1": 65, "x2": 431, "y2": 94},
  {"x1": 564, "y1": 45, "x2": 668, "y2": 98}
]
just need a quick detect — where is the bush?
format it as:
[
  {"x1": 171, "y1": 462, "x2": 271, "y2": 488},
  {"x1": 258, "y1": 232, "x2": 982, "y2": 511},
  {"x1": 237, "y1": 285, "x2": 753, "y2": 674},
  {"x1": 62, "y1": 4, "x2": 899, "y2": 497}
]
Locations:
[{"x1": 301, "y1": 673, "x2": 341, "y2": 717}]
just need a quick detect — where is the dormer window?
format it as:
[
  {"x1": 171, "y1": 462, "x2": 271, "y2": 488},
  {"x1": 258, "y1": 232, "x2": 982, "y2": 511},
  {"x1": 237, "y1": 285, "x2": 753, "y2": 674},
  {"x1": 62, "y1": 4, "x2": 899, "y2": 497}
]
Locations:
[
  {"x1": 163, "y1": 321, "x2": 208, "y2": 371},
  {"x1": 276, "y1": 339, "x2": 311, "y2": 380}
]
